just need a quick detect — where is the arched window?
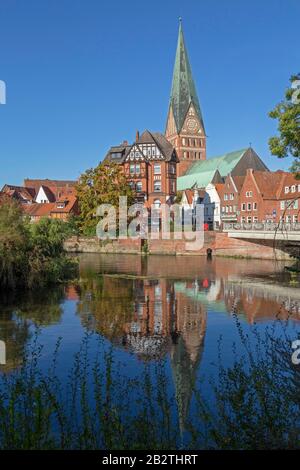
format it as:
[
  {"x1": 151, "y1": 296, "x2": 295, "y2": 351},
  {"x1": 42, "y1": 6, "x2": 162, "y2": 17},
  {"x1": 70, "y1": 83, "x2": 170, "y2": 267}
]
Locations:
[{"x1": 154, "y1": 199, "x2": 161, "y2": 209}]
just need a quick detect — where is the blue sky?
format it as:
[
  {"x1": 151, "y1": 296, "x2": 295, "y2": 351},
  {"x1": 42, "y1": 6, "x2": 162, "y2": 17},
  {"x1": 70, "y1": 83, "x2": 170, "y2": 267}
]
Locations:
[{"x1": 0, "y1": 0, "x2": 299, "y2": 187}]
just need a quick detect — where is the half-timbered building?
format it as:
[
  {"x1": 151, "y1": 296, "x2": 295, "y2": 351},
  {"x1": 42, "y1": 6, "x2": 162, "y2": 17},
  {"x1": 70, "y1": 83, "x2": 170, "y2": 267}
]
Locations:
[{"x1": 103, "y1": 130, "x2": 179, "y2": 209}]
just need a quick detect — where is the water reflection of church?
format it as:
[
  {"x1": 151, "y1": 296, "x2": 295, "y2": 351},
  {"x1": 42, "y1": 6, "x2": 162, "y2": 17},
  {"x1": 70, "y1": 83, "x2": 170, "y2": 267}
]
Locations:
[{"x1": 115, "y1": 278, "x2": 207, "y2": 434}]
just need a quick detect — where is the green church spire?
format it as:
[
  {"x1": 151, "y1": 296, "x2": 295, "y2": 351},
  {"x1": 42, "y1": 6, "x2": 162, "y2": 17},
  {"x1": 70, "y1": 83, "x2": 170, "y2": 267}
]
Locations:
[{"x1": 169, "y1": 20, "x2": 205, "y2": 134}]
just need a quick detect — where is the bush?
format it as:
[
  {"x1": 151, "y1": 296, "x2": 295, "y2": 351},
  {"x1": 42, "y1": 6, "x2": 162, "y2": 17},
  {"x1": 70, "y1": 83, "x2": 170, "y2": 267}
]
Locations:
[{"x1": 0, "y1": 200, "x2": 78, "y2": 290}]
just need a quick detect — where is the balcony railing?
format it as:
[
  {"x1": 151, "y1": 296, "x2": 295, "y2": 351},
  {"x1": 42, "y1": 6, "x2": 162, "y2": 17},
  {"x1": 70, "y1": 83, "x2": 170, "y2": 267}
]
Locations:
[{"x1": 224, "y1": 222, "x2": 300, "y2": 232}]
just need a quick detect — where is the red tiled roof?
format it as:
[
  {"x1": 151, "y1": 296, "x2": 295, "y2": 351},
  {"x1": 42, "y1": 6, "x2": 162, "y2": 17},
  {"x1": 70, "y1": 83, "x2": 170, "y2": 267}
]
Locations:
[
  {"x1": 252, "y1": 171, "x2": 286, "y2": 199},
  {"x1": 214, "y1": 183, "x2": 225, "y2": 197},
  {"x1": 23, "y1": 203, "x2": 55, "y2": 217},
  {"x1": 231, "y1": 175, "x2": 245, "y2": 192},
  {"x1": 23, "y1": 196, "x2": 78, "y2": 218},
  {"x1": 278, "y1": 173, "x2": 300, "y2": 200},
  {"x1": 184, "y1": 189, "x2": 194, "y2": 205},
  {"x1": 24, "y1": 179, "x2": 77, "y2": 190},
  {"x1": 50, "y1": 196, "x2": 78, "y2": 213},
  {"x1": 1, "y1": 184, "x2": 35, "y2": 202}
]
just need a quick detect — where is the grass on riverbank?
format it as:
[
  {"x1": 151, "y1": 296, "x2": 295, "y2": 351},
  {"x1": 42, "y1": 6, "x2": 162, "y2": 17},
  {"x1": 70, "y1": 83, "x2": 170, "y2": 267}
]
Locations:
[{"x1": 0, "y1": 316, "x2": 300, "y2": 450}]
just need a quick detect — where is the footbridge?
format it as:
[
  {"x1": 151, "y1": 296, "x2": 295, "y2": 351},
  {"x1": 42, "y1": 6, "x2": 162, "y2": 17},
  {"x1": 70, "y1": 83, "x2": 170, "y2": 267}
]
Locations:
[{"x1": 223, "y1": 222, "x2": 300, "y2": 258}]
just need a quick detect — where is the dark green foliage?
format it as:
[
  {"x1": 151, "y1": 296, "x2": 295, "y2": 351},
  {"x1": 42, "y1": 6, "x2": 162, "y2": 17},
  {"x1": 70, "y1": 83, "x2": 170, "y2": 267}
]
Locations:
[
  {"x1": 0, "y1": 200, "x2": 78, "y2": 290},
  {"x1": 269, "y1": 73, "x2": 300, "y2": 176}
]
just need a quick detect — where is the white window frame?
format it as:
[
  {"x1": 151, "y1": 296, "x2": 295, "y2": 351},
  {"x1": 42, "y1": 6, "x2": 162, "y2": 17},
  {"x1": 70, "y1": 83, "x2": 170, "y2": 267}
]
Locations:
[{"x1": 153, "y1": 164, "x2": 161, "y2": 175}]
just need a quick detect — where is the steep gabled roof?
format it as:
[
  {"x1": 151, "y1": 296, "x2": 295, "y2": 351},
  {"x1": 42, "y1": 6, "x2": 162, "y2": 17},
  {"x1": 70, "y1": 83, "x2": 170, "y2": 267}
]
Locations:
[
  {"x1": 251, "y1": 171, "x2": 286, "y2": 199},
  {"x1": 168, "y1": 21, "x2": 205, "y2": 134},
  {"x1": 137, "y1": 130, "x2": 179, "y2": 162},
  {"x1": 231, "y1": 175, "x2": 245, "y2": 192},
  {"x1": 277, "y1": 172, "x2": 300, "y2": 200},
  {"x1": 1, "y1": 184, "x2": 36, "y2": 202},
  {"x1": 38, "y1": 185, "x2": 56, "y2": 202},
  {"x1": 214, "y1": 183, "x2": 225, "y2": 197}
]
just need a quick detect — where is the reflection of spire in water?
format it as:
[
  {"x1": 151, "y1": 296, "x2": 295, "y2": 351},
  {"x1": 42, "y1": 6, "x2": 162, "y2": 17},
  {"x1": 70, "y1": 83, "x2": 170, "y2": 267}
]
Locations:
[{"x1": 171, "y1": 302, "x2": 207, "y2": 435}]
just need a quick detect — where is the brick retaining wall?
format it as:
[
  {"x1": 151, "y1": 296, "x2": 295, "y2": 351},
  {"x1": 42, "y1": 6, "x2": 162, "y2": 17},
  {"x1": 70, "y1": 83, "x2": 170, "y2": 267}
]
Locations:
[{"x1": 64, "y1": 232, "x2": 292, "y2": 260}]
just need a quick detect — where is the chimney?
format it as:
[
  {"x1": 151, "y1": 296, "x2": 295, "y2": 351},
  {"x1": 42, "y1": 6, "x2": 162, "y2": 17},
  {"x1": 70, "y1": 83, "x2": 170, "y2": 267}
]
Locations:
[{"x1": 136, "y1": 130, "x2": 140, "y2": 141}]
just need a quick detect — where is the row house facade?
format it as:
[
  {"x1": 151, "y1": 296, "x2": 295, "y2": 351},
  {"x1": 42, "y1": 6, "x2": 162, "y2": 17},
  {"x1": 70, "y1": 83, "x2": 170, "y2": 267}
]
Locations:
[
  {"x1": 220, "y1": 174, "x2": 245, "y2": 224},
  {"x1": 237, "y1": 169, "x2": 300, "y2": 225},
  {"x1": 103, "y1": 130, "x2": 179, "y2": 209}
]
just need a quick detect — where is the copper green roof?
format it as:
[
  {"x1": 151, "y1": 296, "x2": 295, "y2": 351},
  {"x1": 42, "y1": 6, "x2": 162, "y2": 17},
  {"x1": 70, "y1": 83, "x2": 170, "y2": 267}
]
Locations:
[
  {"x1": 169, "y1": 20, "x2": 205, "y2": 134},
  {"x1": 185, "y1": 148, "x2": 248, "y2": 176},
  {"x1": 177, "y1": 148, "x2": 248, "y2": 190},
  {"x1": 177, "y1": 169, "x2": 220, "y2": 191}
]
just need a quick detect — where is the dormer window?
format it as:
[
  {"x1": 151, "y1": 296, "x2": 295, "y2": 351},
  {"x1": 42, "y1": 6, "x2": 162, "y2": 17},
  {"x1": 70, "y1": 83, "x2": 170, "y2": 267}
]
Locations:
[
  {"x1": 285, "y1": 186, "x2": 289, "y2": 194},
  {"x1": 56, "y1": 202, "x2": 65, "y2": 209}
]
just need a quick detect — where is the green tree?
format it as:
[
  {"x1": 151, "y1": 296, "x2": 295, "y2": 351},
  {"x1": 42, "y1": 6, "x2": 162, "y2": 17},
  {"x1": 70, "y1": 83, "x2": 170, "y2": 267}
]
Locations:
[
  {"x1": 269, "y1": 73, "x2": 300, "y2": 176},
  {"x1": 76, "y1": 162, "x2": 134, "y2": 235},
  {"x1": 0, "y1": 199, "x2": 30, "y2": 289},
  {"x1": 0, "y1": 199, "x2": 78, "y2": 290}
]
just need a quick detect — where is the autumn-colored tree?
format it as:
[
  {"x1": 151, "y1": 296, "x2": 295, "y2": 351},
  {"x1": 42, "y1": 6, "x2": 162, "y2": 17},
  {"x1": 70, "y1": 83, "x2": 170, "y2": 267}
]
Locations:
[
  {"x1": 269, "y1": 73, "x2": 300, "y2": 176},
  {"x1": 76, "y1": 162, "x2": 135, "y2": 235}
]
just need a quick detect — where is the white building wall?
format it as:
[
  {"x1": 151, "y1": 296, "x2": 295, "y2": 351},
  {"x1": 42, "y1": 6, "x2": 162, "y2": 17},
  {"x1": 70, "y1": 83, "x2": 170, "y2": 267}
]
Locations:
[{"x1": 204, "y1": 183, "x2": 221, "y2": 229}]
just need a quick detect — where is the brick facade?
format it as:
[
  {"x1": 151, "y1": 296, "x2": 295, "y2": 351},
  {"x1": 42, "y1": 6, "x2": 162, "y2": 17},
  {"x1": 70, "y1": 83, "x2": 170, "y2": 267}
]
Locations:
[
  {"x1": 237, "y1": 169, "x2": 300, "y2": 225},
  {"x1": 103, "y1": 130, "x2": 178, "y2": 210}
]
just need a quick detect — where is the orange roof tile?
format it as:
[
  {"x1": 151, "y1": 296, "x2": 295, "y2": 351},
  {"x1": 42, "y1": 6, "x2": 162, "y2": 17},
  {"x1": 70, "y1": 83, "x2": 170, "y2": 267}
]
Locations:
[{"x1": 252, "y1": 171, "x2": 286, "y2": 199}]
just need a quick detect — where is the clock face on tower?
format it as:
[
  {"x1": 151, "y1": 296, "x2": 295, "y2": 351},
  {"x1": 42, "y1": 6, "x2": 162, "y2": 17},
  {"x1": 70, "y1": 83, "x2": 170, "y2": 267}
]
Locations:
[{"x1": 186, "y1": 118, "x2": 198, "y2": 132}]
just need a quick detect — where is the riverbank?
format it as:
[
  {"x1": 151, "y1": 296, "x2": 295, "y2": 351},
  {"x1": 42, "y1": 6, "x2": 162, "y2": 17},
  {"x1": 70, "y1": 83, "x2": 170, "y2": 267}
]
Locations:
[{"x1": 64, "y1": 232, "x2": 293, "y2": 260}]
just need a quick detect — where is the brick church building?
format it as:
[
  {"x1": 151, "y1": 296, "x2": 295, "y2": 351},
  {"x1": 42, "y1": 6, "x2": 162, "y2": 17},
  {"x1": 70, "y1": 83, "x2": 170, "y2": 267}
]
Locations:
[
  {"x1": 165, "y1": 19, "x2": 206, "y2": 177},
  {"x1": 103, "y1": 20, "x2": 269, "y2": 206}
]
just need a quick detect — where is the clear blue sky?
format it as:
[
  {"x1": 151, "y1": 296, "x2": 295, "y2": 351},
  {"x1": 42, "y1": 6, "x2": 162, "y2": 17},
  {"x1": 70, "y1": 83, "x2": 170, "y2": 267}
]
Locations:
[{"x1": 0, "y1": 0, "x2": 299, "y2": 187}]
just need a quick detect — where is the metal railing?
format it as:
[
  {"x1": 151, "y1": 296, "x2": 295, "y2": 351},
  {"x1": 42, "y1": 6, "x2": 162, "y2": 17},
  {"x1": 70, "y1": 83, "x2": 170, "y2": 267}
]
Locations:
[{"x1": 224, "y1": 222, "x2": 300, "y2": 232}]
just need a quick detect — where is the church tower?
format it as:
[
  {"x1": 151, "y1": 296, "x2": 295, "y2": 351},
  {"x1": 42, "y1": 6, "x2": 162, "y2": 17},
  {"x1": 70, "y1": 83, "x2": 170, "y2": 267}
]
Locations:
[{"x1": 165, "y1": 20, "x2": 206, "y2": 176}]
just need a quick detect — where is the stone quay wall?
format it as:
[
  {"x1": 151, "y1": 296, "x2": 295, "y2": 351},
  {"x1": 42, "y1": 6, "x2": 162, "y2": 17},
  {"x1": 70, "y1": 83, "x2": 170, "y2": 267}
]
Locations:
[{"x1": 64, "y1": 232, "x2": 292, "y2": 260}]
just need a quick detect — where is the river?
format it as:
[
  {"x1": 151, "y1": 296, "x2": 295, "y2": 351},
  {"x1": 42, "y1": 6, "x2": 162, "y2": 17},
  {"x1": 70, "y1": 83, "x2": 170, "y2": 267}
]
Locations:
[{"x1": 0, "y1": 254, "x2": 299, "y2": 443}]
